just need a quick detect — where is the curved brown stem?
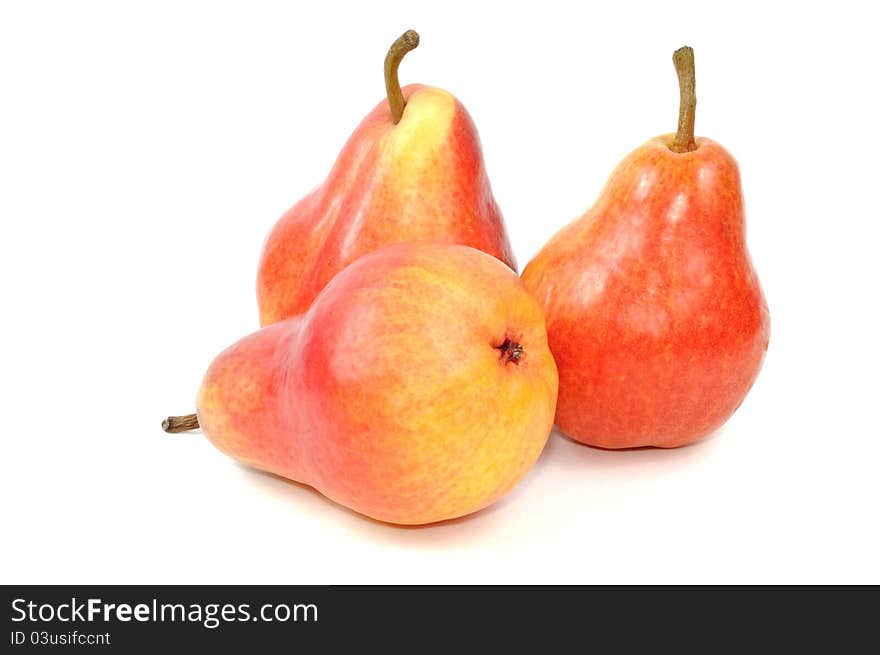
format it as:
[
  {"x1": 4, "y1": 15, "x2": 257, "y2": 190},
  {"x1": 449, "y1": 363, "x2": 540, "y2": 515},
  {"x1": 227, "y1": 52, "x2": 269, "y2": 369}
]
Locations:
[
  {"x1": 670, "y1": 46, "x2": 697, "y2": 153},
  {"x1": 162, "y1": 413, "x2": 200, "y2": 433},
  {"x1": 384, "y1": 29, "x2": 420, "y2": 124}
]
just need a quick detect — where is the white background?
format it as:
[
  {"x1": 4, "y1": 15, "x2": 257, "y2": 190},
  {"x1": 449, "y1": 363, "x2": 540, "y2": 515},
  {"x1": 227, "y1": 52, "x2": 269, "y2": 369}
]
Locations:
[{"x1": 1, "y1": 1, "x2": 878, "y2": 584}]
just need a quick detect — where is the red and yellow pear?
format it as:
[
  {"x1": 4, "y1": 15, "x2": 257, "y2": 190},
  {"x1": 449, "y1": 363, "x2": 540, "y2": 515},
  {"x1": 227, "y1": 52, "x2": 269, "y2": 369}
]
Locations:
[
  {"x1": 257, "y1": 30, "x2": 515, "y2": 326},
  {"x1": 522, "y1": 47, "x2": 770, "y2": 449},
  {"x1": 165, "y1": 243, "x2": 558, "y2": 525}
]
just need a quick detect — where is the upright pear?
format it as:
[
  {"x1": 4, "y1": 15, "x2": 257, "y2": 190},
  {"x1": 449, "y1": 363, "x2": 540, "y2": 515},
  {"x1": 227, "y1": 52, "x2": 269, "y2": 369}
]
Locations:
[
  {"x1": 522, "y1": 47, "x2": 770, "y2": 448},
  {"x1": 257, "y1": 30, "x2": 515, "y2": 326},
  {"x1": 166, "y1": 243, "x2": 558, "y2": 525}
]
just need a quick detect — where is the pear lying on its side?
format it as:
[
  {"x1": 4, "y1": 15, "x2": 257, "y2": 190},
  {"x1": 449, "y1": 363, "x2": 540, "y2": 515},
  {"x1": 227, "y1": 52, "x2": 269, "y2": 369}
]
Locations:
[{"x1": 181, "y1": 243, "x2": 558, "y2": 525}]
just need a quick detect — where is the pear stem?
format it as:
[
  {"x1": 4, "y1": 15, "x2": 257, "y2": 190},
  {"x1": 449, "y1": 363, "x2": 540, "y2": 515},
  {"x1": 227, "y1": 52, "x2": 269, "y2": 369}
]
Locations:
[
  {"x1": 671, "y1": 46, "x2": 697, "y2": 153},
  {"x1": 384, "y1": 30, "x2": 420, "y2": 124},
  {"x1": 162, "y1": 413, "x2": 200, "y2": 433}
]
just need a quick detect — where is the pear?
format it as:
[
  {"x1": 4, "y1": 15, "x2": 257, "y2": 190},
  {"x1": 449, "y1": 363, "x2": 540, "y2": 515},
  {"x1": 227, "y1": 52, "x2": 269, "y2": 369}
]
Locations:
[
  {"x1": 522, "y1": 47, "x2": 770, "y2": 448},
  {"x1": 166, "y1": 243, "x2": 558, "y2": 525},
  {"x1": 257, "y1": 30, "x2": 515, "y2": 326}
]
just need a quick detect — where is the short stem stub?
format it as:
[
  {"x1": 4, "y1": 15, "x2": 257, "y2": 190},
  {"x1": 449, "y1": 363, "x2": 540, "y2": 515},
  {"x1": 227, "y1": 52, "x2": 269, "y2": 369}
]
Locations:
[
  {"x1": 384, "y1": 29, "x2": 420, "y2": 124},
  {"x1": 671, "y1": 45, "x2": 697, "y2": 153},
  {"x1": 162, "y1": 413, "x2": 200, "y2": 433}
]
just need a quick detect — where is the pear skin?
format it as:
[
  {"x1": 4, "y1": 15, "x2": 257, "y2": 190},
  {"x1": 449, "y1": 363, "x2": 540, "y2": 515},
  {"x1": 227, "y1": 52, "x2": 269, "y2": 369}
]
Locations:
[{"x1": 198, "y1": 243, "x2": 557, "y2": 525}]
